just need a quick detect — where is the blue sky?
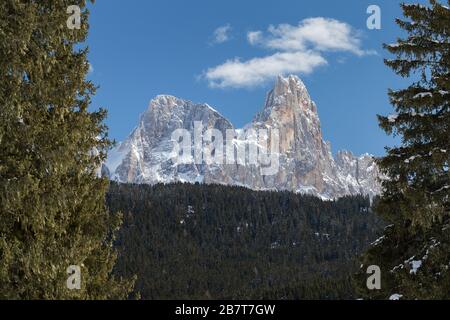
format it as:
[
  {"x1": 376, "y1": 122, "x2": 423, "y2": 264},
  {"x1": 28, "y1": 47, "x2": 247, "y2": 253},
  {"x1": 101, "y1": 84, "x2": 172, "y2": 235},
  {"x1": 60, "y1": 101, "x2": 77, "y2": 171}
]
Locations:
[{"x1": 86, "y1": 0, "x2": 426, "y2": 156}]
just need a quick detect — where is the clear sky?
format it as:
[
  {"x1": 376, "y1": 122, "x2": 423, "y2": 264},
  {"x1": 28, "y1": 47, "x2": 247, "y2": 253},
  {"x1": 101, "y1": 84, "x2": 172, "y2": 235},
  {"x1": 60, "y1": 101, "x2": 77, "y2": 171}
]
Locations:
[{"x1": 86, "y1": 0, "x2": 427, "y2": 156}]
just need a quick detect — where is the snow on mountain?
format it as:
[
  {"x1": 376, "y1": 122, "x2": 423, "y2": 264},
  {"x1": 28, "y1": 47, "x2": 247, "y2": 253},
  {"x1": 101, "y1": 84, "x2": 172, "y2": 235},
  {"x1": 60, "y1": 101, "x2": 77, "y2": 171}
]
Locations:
[
  {"x1": 104, "y1": 75, "x2": 381, "y2": 199},
  {"x1": 105, "y1": 94, "x2": 233, "y2": 184}
]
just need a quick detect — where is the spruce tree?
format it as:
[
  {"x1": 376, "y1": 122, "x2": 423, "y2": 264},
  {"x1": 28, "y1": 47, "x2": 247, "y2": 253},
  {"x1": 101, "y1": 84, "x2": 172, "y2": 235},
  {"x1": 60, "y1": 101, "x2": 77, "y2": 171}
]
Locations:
[
  {"x1": 0, "y1": 0, "x2": 133, "y2": 299},
  {"x1": 356, "y1": 0, "x2": 449, "y2": 299}
]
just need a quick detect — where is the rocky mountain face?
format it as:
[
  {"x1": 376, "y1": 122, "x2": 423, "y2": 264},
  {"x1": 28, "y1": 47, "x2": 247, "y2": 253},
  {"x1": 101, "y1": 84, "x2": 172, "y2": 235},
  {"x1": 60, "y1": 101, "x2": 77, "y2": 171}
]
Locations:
[{"x1": 105, "y1": 75, "x2": 381, "y2": 199}]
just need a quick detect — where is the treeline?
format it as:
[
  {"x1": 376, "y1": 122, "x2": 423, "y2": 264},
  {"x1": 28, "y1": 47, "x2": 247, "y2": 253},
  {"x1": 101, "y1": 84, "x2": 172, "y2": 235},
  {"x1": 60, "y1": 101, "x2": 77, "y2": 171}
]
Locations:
[{"x1": 106, "y1": 182, "x2": 384, "y2": 299}]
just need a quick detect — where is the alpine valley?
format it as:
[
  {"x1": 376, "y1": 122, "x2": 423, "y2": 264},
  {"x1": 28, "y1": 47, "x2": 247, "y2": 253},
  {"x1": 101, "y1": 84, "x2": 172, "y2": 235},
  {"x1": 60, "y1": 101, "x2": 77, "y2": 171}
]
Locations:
[{"x1": 104, "y1": 75, "x2": 381, "y2": 199}]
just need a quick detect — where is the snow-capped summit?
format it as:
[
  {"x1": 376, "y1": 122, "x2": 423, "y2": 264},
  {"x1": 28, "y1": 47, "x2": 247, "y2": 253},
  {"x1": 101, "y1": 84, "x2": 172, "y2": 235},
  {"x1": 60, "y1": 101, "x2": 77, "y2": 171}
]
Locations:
[
  {"x1": 255, "y1": 74, "x2": 316, "y2": 123},
  {"x1": 105, "y1": 75, "x2": 381, "y2": 199},
  {"x1": 105, "y1": 95, "x2": 233, "y2": 184}
]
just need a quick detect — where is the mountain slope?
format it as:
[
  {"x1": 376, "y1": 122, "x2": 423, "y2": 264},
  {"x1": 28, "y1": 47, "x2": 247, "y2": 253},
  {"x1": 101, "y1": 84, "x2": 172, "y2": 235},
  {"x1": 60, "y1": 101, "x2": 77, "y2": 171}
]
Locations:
[
  {"x1": 108, "y1": 183, "x2": 384, "y2": 299},
  {"x1": 105, "y1": 75, "x2": 381, "y2": 199}
]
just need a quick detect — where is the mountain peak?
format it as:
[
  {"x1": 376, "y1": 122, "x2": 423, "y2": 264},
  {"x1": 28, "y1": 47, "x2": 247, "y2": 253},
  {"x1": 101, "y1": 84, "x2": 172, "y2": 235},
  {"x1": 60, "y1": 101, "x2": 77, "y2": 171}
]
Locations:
[
  {"x1": 273, "y1": 74, "x2": 307, "y2": 96},
  {"x1": 275, "y1": 74, "x2": 304, "y2": 85},
  {"x1": 148, "y1": 94, "x2": 224, "y2": 120},
  {"x1": 149, "y1": 95, "x2": 187, "y2": 109},
  {"x1": 255, "y1": 74, "x2": 315, "y2": 123},
  {"x1": 269, "y1": 74, "x2": 310, "y2": 106},
  {"x1": 106, "y1": 77, "x2": 381, "y2": 199}
]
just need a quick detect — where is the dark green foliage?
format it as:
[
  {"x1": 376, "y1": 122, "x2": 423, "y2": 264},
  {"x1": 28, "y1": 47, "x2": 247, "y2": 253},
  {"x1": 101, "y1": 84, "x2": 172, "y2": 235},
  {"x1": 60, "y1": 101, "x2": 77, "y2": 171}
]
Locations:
[
  {"x1": 0, "y1": 0, "x2": 133, "y2": 299},
  {"x1": 107, "y1": 182, "x2": 383, "y2": 300},
  {"x1": 356, "y1": 1, "x2": 450, "y2": 299}
]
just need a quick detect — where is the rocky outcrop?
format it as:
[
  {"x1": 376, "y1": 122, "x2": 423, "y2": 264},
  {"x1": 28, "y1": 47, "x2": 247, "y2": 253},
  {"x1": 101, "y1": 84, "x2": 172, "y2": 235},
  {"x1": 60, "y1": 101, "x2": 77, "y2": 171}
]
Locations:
[{"x1": 105, "y1": 75, "x2": 381, "y2": 199}]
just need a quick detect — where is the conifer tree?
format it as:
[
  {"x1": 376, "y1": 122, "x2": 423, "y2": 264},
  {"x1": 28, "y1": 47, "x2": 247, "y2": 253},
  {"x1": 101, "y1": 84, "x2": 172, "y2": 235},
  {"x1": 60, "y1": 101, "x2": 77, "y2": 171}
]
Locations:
[
  {"x1": 356, "y1": 0, "x2": 449, "y2": 299},
  {"x1": 0, "y1": 0, "x2": 133, "y2": 299}
]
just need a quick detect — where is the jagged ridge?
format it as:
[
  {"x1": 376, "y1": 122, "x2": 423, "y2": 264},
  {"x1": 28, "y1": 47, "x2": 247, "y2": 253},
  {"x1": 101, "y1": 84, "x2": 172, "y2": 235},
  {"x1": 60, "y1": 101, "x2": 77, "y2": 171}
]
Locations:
[{"x1": 105, "y1": 75, "x2": 381, "y2": 199}]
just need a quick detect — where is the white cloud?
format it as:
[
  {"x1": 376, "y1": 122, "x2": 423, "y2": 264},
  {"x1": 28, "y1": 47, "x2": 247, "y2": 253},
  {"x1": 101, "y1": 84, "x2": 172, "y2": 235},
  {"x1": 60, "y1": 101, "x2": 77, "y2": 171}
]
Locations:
[
  {"x1": 88, "y1": 63, "x2": 94, "y2": 74},
  {"x1": 204, "y1": 51, "x2": 326, "y2": 88},
  {"x1": 247, "y1": 31, "x2": 263, "y2": 45},
  {"x1": 212, "y1": 24, "x2": 232, "y2": 44},
  {"x1": 204, "y1": 17, "x2": 374, "y2": 89},
  {"x1": 254, "y1": 17, "x2": 369, "y2": 56}
]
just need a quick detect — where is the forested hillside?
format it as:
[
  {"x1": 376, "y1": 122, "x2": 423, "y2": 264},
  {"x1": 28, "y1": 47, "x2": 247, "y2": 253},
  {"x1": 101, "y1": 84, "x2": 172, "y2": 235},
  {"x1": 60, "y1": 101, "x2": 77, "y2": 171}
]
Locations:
[{"x1": 107, "y1": 183, "x2": 384, "y2": 299}]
